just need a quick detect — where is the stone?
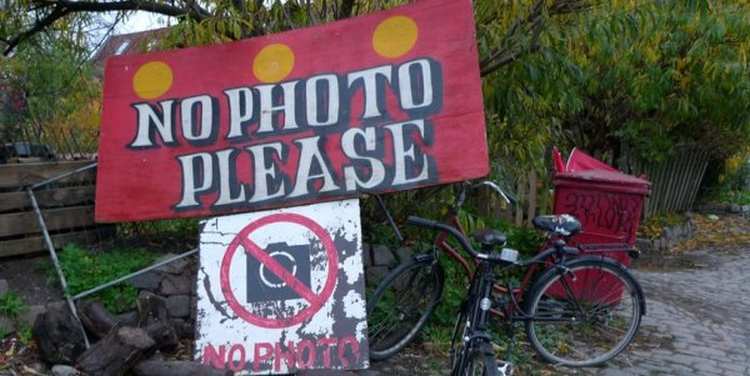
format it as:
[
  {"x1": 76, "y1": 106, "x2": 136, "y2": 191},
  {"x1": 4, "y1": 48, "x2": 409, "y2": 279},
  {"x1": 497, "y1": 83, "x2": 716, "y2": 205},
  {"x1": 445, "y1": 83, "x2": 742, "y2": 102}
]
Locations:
[
  {"x1": 116, "y1": 311, "x2": 139, "y2": 327},
  {"x1": 77, "y1": 301, "x2": 116, "y2": 339},
  {"x1": 730, "y1": 204, "x2": 741, "y2": 213},
  {"x1": 165, "y1": 295, "x2": 191, "y2": 318},
  {"x1": 20, "y1": 305, "x2": 46, "y2": 326},
  {"x1": 129, "y1": 272, "x2": 163, "y2": 291},
  {"x1": 51, "y1": 365, "x2": 82, "y2": 376},
  {"x1": 159, "y1": 274, "x2": 193, "y2": 296},
  {"x1": 365, "y1": 266, "x2": 389, "y2": 285},
  {"x1": 395, "y1": 247, "x2": 413, "y2": 263},
  {"x1": 742, "y1": 205, "x2": 750, "y2": 214},
  {"x1": 636, "y1": 238, "x2": 653, "y2": 253},
  {"x1": 707, "y1": 214, "x2": 720, "y2": 221},
  {"x1": 32, "y1": 301, "x2": 86, "y2": 365},
  {"x1": 133, "y1": 360, "x2": 231, "y2": 376},
  {"x1": 77, "y1": 326, "x2": 156, "y2": 376},
  {"x1": 361, "y1": 243, "x2": 373, "y2": 267},
  {"x1": 144, "y1": 322, "x2": 178, "y2": 352},
  {"x1": 155, "y1": 254, "x2": 192, "y2": 275},
  {"x1": 0, "y1": 279, "x2": 8, "y2": 296},
  {"x1": 371, "y1": 245, "x2": 395, "y2": 266},
  {"x1": 170, "y1": 318, "x2": 195, "y2": 339},
  {"x1": 137, "y1": 291, "x2": 169, "y2": 327}
]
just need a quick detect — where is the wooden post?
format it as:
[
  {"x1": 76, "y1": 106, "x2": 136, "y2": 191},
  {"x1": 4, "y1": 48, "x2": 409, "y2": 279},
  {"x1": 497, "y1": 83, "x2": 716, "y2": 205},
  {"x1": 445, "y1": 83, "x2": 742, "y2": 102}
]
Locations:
[{"x1": 527, "y1": 170, "x2": 538, "y2": 227}]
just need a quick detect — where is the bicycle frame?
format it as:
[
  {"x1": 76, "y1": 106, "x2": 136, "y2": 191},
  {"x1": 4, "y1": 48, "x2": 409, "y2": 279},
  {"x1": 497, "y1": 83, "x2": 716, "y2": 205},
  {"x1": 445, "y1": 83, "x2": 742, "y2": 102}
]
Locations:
[{"x1": 433, "y1": 209, "x2": 636, "y2": 320}]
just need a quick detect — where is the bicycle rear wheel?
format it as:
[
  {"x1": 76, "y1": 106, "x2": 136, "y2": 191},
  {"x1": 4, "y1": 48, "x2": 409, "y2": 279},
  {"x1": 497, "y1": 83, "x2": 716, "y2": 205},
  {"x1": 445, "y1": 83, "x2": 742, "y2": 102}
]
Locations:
[
  {"x1": 367, "y1": 255, "x2": 444, "y2": 360},
  {"x1": 524, "y1": 257, "x2": 643, "y2": 367}
]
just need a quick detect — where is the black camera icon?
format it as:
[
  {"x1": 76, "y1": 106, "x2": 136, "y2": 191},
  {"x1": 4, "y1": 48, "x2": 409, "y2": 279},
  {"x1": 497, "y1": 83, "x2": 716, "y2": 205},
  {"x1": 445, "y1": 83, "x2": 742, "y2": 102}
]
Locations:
[{"x1": 246, "y1": 242, "x2": 312, "y2": 303}]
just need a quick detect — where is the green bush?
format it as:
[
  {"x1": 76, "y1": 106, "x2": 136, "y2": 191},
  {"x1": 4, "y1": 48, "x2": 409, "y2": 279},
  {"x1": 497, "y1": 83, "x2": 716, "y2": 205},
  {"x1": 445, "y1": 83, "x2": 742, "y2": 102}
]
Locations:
[
  {"x1": 56, "y1": 244, "x2": 158, "y2": 313},
  {"x1": 0, "y1": 292, "x2": 27, "y2": 319}
]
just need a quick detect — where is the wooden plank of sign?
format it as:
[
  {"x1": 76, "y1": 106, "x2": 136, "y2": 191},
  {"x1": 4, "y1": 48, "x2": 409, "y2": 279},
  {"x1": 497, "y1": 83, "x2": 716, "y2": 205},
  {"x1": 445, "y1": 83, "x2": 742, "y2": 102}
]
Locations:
[
  {"x1": 0, "y1": 160, "x2": 95, "y2": 189},
  {"x1": 0, "y1": 186, "x2": 95, "y2": 213},
  {"x1": 0, "y1": 205, "x2": 95, "y2": 238},
  {"x1": 0, "y1": 228, "x2": 107, "y2": 258}
]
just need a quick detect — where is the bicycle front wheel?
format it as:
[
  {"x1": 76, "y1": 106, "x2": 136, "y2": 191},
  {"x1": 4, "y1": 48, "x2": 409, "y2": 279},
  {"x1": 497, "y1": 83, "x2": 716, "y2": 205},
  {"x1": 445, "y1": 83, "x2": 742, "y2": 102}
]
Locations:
[
  {"x1": 367, "y1": 255, "x2": 444, "y2": 360},
  {"x1": 525, "y1": 257, "x2": 643, "y2": 367}
]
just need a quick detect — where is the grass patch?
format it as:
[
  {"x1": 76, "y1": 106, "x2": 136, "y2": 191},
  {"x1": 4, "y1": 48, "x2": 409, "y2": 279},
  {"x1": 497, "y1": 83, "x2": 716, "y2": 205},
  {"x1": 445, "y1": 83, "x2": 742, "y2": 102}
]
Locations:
[
  {"x1": 56, "y1": 244, "x2": 159, "y2": 314},
  {"x1": 0, "y1": 292, "x2": 27, "y2": 319}
]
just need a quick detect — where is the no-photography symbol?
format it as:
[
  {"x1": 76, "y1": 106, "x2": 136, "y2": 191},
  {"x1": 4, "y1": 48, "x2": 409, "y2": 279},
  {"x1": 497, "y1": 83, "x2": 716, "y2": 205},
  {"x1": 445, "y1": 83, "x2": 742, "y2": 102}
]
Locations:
[{"x1": 219, "y1": 213, "x2": 338, "y2": 328}]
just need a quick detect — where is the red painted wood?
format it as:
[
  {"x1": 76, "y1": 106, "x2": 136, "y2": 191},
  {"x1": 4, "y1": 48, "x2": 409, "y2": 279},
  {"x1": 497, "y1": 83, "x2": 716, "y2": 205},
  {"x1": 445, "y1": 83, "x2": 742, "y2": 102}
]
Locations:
[{"x1": 96, "y1": 0, "x2": 488, "y2": 222}]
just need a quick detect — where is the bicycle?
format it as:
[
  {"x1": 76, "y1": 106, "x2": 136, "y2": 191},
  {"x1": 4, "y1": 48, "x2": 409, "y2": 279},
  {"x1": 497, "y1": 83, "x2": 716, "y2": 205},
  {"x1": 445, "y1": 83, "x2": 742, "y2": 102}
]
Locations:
[{"x1": 366, "y1": 182, "x2": 645, "y2": 369}]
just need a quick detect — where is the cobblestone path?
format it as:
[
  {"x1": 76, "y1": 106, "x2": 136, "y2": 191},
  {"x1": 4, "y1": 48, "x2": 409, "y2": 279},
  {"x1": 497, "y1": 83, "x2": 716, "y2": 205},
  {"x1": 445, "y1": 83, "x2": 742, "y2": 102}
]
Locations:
[{"x1": 588, "y1": 249, "x2": 750, "y2": 376}]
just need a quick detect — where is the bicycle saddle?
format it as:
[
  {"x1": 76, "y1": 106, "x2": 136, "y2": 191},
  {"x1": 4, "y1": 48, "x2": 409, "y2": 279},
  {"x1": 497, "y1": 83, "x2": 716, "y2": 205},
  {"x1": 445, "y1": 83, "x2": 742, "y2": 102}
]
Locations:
[
  {"x1": 473, "y1": 229, "x2": 507, "y2": 247},
  {"x1": 532, "y1": 214, "x2": 582, "y2": 237}
]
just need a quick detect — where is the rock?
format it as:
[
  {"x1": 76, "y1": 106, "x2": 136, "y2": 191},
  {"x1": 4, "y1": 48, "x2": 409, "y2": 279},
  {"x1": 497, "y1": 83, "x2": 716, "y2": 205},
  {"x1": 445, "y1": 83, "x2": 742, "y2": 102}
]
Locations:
[
  {"x1": 395, "y1": 247, "x2": 413, "y2": 263},
  {"x1": 155, "y1": 255, "x2": 192, "y2": 275},
  {"x1": 361, "y1": 243, "x2": 372, "y2": 267},
  {"x1": 742, "y1": 205, "x2": 750, "y2": 214},
  {"x1": 372, "y1": 245, "x2": 394, "y2": 266},
  {"x1": 20, "y1": 305, "x2": 46, "y2": 326},
  {"x1": 137, "y1": 291, "x2": 169, "y2": 327},
  {"x1": 144, "y1": 322, "x2": 178, "y2": 352},
  {"x1": 159, "y1": 274, "x2": 193, "y2": 296},
  {"x1": 77, "y1": 326, "x2": 156, "y2": 376},
  {"x1": 635, "y1": 238, "x2": 653, "y2": 253},
  {"x1": 170, "y1": 318, "x2": 194, "y2": 339},
  {"x1": 115, "y1": 311, "x2": 139, "y2": 327},
  {"x1": 707, "y1": 214, "x2": 720, "y2": 221},
  {"x1": 33, "y1": 301, "x2": 86, "y2": 365},
  {"x1": 78, "y1": 301, "x2": 117, "y2": 339},
  {"x1": 0, "y1": 279, "x2": 8, "y2": 296},
  {"x1": 730, "y1": 204, "x2": 741, "y2": 213},
  {"x1": 129, "y1": 272, "x2": 163, "y2": 291},
  {"x1": 165, "y1": 295, "x2": 191, "y2": 318},
  {"x1": 365, "y1": 266, "x2": 389, "y2": 285},
  {"x1": 51, "y1": 365, "x2": 82, "y2": 376},
  {"x1": 133, "y1": 360, "x2": 231, "y2": 376}
]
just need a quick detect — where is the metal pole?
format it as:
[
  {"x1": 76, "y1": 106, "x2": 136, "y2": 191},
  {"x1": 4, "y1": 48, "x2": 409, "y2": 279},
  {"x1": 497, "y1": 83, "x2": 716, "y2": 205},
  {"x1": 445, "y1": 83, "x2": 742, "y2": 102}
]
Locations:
[
  {"x1": 27, "y1": 188, "x2": 90, "y2": 348},
  {"x1": 374, "y1": 194, "x2": 403, "y2": 243},
  {"x1": 73, "y1": 248, "x2": 198, "y2": 300},
  {"x1": 29, "y1": 162, "x2": 97, "y2": 190}
]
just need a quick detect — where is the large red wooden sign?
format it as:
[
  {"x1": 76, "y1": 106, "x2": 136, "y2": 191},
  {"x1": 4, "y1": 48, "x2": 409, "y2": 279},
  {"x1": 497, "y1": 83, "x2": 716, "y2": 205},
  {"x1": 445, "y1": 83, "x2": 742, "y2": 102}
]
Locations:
[{"x1": 95, "y1": 0, "x2": 488, "y2": 222}]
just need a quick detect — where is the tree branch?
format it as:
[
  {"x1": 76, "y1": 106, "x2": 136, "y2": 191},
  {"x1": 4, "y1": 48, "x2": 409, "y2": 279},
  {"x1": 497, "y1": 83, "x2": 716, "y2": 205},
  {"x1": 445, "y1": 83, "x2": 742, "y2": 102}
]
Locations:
[
  {"x1": 337, "y1": 0, "x2": 356, "y2": 20},
  {"x1": 4, "y1": 5, "x2": 70, "y2": 55},
  {"x1": 4, "y1": 0, "x2": 206, "y2": 56},
  {"x1": 480, "y1": 0, "x2": 590, "y2": 77}
]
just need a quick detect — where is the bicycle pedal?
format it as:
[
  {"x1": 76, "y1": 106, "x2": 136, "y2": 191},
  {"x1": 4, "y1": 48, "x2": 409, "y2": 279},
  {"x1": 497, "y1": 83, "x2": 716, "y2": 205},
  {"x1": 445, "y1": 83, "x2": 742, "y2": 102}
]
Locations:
[{"x1": 497, "y1": 361, "x2": 513, "y2": 376}]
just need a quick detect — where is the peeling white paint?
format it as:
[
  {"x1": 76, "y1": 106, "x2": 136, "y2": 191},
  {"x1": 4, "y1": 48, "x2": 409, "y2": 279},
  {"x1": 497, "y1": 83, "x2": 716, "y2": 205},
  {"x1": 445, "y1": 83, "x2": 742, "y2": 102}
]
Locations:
[{"x1": 194, "y1": 199, "x2": 369, "y2": 374}]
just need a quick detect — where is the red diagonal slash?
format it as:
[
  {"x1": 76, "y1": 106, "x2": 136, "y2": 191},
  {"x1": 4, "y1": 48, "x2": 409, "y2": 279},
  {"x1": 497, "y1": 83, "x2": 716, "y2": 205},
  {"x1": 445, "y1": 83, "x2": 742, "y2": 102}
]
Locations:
[{"x1": 239, "y1": 237, "x2": 322, "y2": 307}]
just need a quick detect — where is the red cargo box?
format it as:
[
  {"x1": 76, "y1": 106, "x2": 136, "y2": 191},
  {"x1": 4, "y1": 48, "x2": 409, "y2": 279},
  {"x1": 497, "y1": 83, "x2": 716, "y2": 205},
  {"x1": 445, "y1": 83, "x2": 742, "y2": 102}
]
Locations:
[
  {"x1": 552, "y1": 148, "x2": 651, "y2": 265},
  {"x1": 549, "y1": 148, "x2": 650, "y2": 304}
]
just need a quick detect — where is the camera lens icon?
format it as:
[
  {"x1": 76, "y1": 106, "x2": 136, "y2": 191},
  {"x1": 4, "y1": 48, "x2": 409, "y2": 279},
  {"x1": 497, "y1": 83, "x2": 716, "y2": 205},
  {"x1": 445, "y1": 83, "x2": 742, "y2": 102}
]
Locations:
[
  {"x1": 246, "y1": 242, "x2": 312, "y2": 303},
  {"x1": 258, "y1": 251, "x2": 297, "y2": 288}
]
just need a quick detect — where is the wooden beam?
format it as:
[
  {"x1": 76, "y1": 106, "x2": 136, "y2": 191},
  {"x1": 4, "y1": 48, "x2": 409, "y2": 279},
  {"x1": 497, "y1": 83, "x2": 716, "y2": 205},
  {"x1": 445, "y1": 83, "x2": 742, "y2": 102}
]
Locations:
[
  {"x1": 0, "y1": 160, "x2": 95, "y2": 189},
  {"x1": 0, "y1": 186, "x2": 95, "y2": 213},
  {"x1": 0, "y1": 228, "x2": 111, "y2": 258},
  {"x1": 0, "y1": 205, "x2": 95, "y2": 238}
]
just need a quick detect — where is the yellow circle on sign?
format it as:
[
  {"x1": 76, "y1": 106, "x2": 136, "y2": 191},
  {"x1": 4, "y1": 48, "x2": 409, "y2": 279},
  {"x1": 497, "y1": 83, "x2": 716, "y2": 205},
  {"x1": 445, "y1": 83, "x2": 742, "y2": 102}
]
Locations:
[
  {"x1": 373, "y1": 16, "x2": 418, "y2": 59},
  {"x1": 132, "y1": 61, "x2": 173, "y2": 100},
  {"x1": 253, "y1": 44, "x2": 295, "y2": 83}
]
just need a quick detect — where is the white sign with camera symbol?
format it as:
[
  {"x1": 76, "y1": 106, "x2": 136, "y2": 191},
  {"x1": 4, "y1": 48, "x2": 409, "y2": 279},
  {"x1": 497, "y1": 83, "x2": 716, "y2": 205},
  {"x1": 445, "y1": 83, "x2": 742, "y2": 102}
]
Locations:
[{"x1": 194, "y1": 199, "x2": 369, "y2": 374}]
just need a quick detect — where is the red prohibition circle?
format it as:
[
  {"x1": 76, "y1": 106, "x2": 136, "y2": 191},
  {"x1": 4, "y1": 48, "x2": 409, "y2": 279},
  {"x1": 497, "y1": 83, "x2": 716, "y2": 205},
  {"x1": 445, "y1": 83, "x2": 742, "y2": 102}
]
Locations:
[{"x1": 220, "y1": 213, "x2": 339, "y2": 328}]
